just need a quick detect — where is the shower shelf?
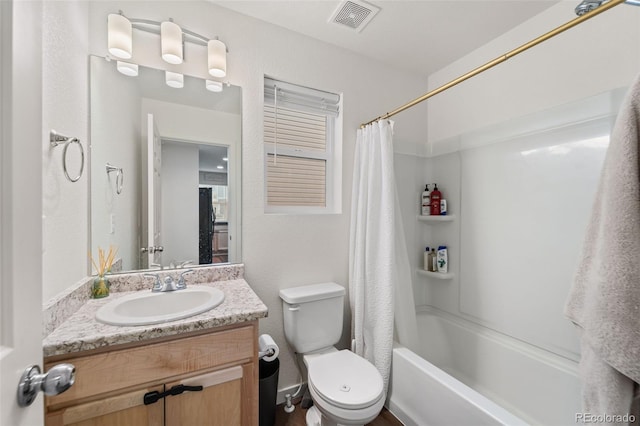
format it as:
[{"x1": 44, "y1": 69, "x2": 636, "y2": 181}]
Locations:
[
  {"x1": 417, "y1": 215, "x2": 455, "y2": 222},
  {"x1": 416, "y1": 270, "x2": 454, "y2": 280}
]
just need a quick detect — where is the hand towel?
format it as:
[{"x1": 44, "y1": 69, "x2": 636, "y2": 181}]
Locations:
[{"x1": 565, "y1": 74, "x2": 640, "y2": 418}]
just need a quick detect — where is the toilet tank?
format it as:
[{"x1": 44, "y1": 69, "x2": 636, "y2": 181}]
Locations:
[{"x1": 279, "y1": 283, "x2": 346, "y2": 354}]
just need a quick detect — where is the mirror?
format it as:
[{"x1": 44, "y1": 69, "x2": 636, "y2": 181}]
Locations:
[{"x1": 90, "y1": 55, "x2": 242, "y2": 273}]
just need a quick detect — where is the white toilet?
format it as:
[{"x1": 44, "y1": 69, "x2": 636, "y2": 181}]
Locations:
[{"x1": 279, "y1": 282, "x2": 385, "y2": 426}]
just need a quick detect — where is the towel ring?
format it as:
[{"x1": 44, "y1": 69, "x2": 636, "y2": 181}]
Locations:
[
  {"x1": 50, "y1": 130, "x2": 84, "y2": 183},
  {"x1": 106, "y1": 163, "x2": 124, "y2": 195}
]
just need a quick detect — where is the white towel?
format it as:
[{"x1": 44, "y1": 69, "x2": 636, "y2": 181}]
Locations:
[{"x1": 565, "y1": 74, "x2": 640, "y2": 418}]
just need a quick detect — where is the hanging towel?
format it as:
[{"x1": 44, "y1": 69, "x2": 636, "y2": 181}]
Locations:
[{"x1": 565, "y1": 74, "x2": 640, "y2": 419}]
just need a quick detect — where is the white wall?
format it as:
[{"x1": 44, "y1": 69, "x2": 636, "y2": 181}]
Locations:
[
  {"x1": 90, "y1": 57, "x2": 141, "y2": 272},
  {"x1": 389, "y1": 4, "x2": 640, "y2": 421},
  {"x1": 42, "y1": 1, "x2": 89, "y2": 301},
  {"x1": 427, "y1": 3, "x2": 640, "y2": 143},
  {"x1": 141, "y1": 98, "x2": 242, "y2": 264},
  {"x1": 161, "y1": 142, "x2": 200, "y2": 265},
  {"x1": 420, "y1": 0, "x2": 640, "y2": 356},
  {"x1": 40, "y1": 0, "x2": 429, "y2": 392}
]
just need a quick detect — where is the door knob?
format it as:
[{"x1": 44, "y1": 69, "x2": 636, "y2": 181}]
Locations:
[{"x1": 17, "y1": 364, "x2": 75, "y2": 407}]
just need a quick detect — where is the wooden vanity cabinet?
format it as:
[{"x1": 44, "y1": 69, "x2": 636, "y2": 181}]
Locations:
[{"x1": 44, "y1": 321, "x2": 259, "y2": 426}]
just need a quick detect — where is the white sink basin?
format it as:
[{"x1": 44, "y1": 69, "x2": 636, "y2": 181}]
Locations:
[{"x1": 95, "y1": 286, "x2": 225, "y2": 326}]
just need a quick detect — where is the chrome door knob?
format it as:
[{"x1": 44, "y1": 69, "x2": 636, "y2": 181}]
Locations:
[{"x1": 17, "y1": 363, "x2": 75, "y2": 407}]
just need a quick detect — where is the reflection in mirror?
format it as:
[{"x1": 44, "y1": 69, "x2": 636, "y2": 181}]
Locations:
[{"x1": 90, "y1": 55, "x2": 242, "y2": 274}]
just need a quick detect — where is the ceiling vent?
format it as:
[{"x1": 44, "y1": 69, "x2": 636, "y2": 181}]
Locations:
[{"x1": 329, "y1": 0, "x2": 380, "y2": 33}]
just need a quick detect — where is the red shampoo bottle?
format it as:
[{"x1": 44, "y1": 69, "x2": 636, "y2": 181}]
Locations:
[{"x1": 430, "y1": 184, "x2": 441, "y2": 215}]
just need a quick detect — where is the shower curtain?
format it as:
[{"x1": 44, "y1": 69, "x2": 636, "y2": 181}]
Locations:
[{"x1": 349, "y1": 120, "x2": 419, "y2": 391}]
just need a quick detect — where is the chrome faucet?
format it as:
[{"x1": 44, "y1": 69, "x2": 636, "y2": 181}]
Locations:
[{"x1": 143, "y1": 270, "x2": 193, "y2": 292}]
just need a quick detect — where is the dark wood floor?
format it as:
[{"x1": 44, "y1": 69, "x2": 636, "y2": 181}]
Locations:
[{"x1": 274, "y1": 403, "x2": 403, "y2": 426}]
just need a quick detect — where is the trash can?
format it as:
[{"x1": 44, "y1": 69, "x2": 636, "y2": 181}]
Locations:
[{"x1": 259, "y1": 358, "x2": 279, "y2": 426}]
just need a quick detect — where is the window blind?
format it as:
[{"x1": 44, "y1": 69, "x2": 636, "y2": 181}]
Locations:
[{"x1": 264, "y1": 77, "x2": 340, "y2": 210}]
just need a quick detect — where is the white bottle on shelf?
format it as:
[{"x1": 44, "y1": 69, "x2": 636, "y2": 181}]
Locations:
[
  {"x1": 437, "y1": 246, "x2": 448, "y2": 273},
  {"x1": 421, "y1": 184, "x2": 431, "y2": 216}
]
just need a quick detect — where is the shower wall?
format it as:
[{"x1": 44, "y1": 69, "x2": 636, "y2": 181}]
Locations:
[{"x1": 394, "y1": 3, "x2": 640, "y2": 418}]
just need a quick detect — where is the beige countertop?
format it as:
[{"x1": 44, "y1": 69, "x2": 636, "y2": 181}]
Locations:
[{"x1": 43, "y1": 278, "x2": 268, "y2": 358}]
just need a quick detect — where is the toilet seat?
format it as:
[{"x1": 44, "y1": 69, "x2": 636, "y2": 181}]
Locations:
[{"x1": 307, "y1": 350, "x2": 384, "y2": 410}]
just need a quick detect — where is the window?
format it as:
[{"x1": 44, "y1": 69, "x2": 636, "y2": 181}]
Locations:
[{"x1": 264, "y1": 77, "x2": 341, "y2": 213}]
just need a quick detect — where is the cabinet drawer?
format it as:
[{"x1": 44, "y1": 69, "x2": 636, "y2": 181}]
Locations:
[{"x1": 45, "y1": 325, "x2": 255, "y2": 409}]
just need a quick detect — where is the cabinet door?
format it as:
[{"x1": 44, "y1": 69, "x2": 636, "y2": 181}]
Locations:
[
  {"x1": 46, "y1": 385, "x2": 163, "y2": 426},
  {"x1": 165, "y1": 366, "x2": 243, "y2": 426}
]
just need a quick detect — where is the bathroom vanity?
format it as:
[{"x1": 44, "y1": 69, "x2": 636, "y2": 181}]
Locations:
[{"x1": 42, "y1": 266, "x2": 267, "y2": 426}]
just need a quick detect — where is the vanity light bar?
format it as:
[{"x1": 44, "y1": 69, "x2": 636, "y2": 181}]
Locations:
[{"x1": 107, "y1": 11, "x2": 228, "y2": 80}]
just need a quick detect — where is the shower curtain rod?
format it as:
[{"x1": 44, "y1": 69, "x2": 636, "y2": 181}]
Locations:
[{"x1": 360, "y1": 0, "x2": 626, "y2": 128}]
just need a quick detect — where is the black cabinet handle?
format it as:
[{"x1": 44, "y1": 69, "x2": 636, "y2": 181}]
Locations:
[{"x1": 144, "y1": 384, "x2": 204, "y2": 405}]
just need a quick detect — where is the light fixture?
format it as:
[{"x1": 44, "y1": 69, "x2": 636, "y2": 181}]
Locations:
[
  {"x1": 107, "y1": 13, "x2": 132, "y2": 59},
  {"x1": 107, "y1": 12, "x2": 230, "y2": 86},
  {"x1": 206, "y1": 80, "x2": 223, "y2": 93},
  {"x1": 208, "y1": 39, "x2": 227, "y2": 78},
  {"x1": 165, "y1": 71, "x2": 184, "y2": 88},
  {"x1": 222, "y1": 157, "x2": 228, "y2": 161},
  {"x1": 161, "y1": 20, "x2": 183, "y2": 65},
  {"x1": 116, "y1": 61, "x2": 138, "y2": 76},
  {"x1": 217, "y1": 165, "x2": 224, "y2": 169}
]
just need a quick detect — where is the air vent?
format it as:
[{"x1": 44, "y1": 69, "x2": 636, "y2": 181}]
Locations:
[{"x1": 329, "y1": 0, "x2": 380, "y2": 33}]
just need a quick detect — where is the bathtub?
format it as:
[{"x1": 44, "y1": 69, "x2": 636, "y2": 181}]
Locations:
[{"x1": 387, "y1": 308, "x2": 582, "y2": 425}]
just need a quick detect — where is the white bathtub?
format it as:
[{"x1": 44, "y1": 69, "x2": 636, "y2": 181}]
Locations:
[{"x1": 387, "y1": 308, "x2": 582, "y2": 425}]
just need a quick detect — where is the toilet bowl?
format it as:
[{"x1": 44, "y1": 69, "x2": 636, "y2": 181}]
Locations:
[
  {"x1": 279, "y1": 283, "x2": 386, "y2": 426},
  {"x1": 304, "y1": 349, "x2": 385, "y2": 426}
]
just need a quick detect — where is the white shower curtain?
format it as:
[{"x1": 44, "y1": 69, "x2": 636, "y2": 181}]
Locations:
[{"x1": 349, "y1": 120, "x2": 419, "y2": 391}]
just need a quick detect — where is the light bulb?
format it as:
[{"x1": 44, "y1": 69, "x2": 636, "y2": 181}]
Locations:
[
  {"x1": 107, "y1": 14, "x2": 132, "y2": 59},
  {"x1": 207, "y1": 39, "x2": 227, "y2": 78},
  {"x1": 161, "y1": 21, "x2": 183, "y2": 65}
]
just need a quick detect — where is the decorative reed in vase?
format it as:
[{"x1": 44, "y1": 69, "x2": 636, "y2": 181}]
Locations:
[{"x1": 90, "y1": 246, "x2": 117, "y2": 299}]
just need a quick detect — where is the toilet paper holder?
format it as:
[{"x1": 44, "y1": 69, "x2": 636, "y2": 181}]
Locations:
[
  {"x1": 258, "y1": 334, "x2": 279, "y2": 362},
  {"x1": 258, "y1": 347, "x2": 276, "y2": 359}
]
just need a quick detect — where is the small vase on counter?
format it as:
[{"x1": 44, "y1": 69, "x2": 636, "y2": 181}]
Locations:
[{"x1": 90, "y1": 245, "x2": 118, "y2": 299}]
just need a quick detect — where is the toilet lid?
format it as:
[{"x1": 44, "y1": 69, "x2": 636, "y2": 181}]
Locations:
[{"x1": 307, "y1": 350, "x2": 384, "y2": 410}]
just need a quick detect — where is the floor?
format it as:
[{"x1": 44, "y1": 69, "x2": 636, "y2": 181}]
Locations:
[{"x1": 274, "y1": 403, "x2": 403, "y2": 426}]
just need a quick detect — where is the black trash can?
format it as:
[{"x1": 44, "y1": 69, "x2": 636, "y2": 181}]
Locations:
[{"x1": 259, "y1": 358, "x2": 280, "y2": 426}]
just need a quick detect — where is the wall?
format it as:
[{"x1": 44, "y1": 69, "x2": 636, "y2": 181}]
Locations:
[
  {"x1": 161, "y1": 142, "x2": 200, "y2": 265},
  {"x1": 42, "y1": 1, "x2": 90, "y2": 302},
  {"x1": 141, "y1": 97, "x2": 242, "y2": 264},
  {"x1": 427, "y1": 3, "x2": 640, "y2": 142},
  {"x1": 40, "y1": 0, "x2": 429, "y2": 393},
  {"x1": 421, "y1": 0, "x2": 640, "y2": 350},
  {"x1": 90, "y1": 57, "x2": 141, "y2": 272},
  {"x1": 393, "y1": 3, "x2": 640, "y2": 420}
]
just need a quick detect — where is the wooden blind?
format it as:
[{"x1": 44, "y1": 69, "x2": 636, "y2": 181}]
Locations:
[
  {"x1": 264, "y1": 77, "x2": 339, "y2": 209},
  {"x1": 266, "y1": 154, "x2": 326, "y2": 207},
  {"x1": 264, "y1": 104, "x2": 326, "y2": 152}
]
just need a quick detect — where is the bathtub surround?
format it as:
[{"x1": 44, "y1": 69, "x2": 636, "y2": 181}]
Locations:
[
  {"x1": 349, "y1": 120, "x2": 418, "y2": 390},
  {"x1": 565, "y1": 75, "x2": 640, "y2": 418}
]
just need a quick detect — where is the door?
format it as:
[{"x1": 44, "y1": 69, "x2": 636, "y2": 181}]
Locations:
[
  {"x1": 147, "y1": 114, "x2": 162, "y2": 267},
  {"x1": 165, "y1": 367, "x2": 243, "y2": 426},
  {"x1": 198, "y1": 188, "x2": 213, "y2": 264},
  {"x1": 1, "y1": 1, "x2": 46, "y2": 425}
]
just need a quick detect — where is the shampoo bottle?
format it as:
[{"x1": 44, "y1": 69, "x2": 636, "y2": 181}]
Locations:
[
  {"x1": 421, "y1": 185, "x2": 431, "y2": 216},
  {"x1": 431, "y1": 248, "x2": 437, "y2": 272},
  {"x1": 430, "y1": 184, "x2": 442, "y2": 216},
  {"x1": 437, "y1": 245, "x2": 448, "y2": 273},
  {"x1": 424, "y1": 247, "x2": 430, "y2": 271}
]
